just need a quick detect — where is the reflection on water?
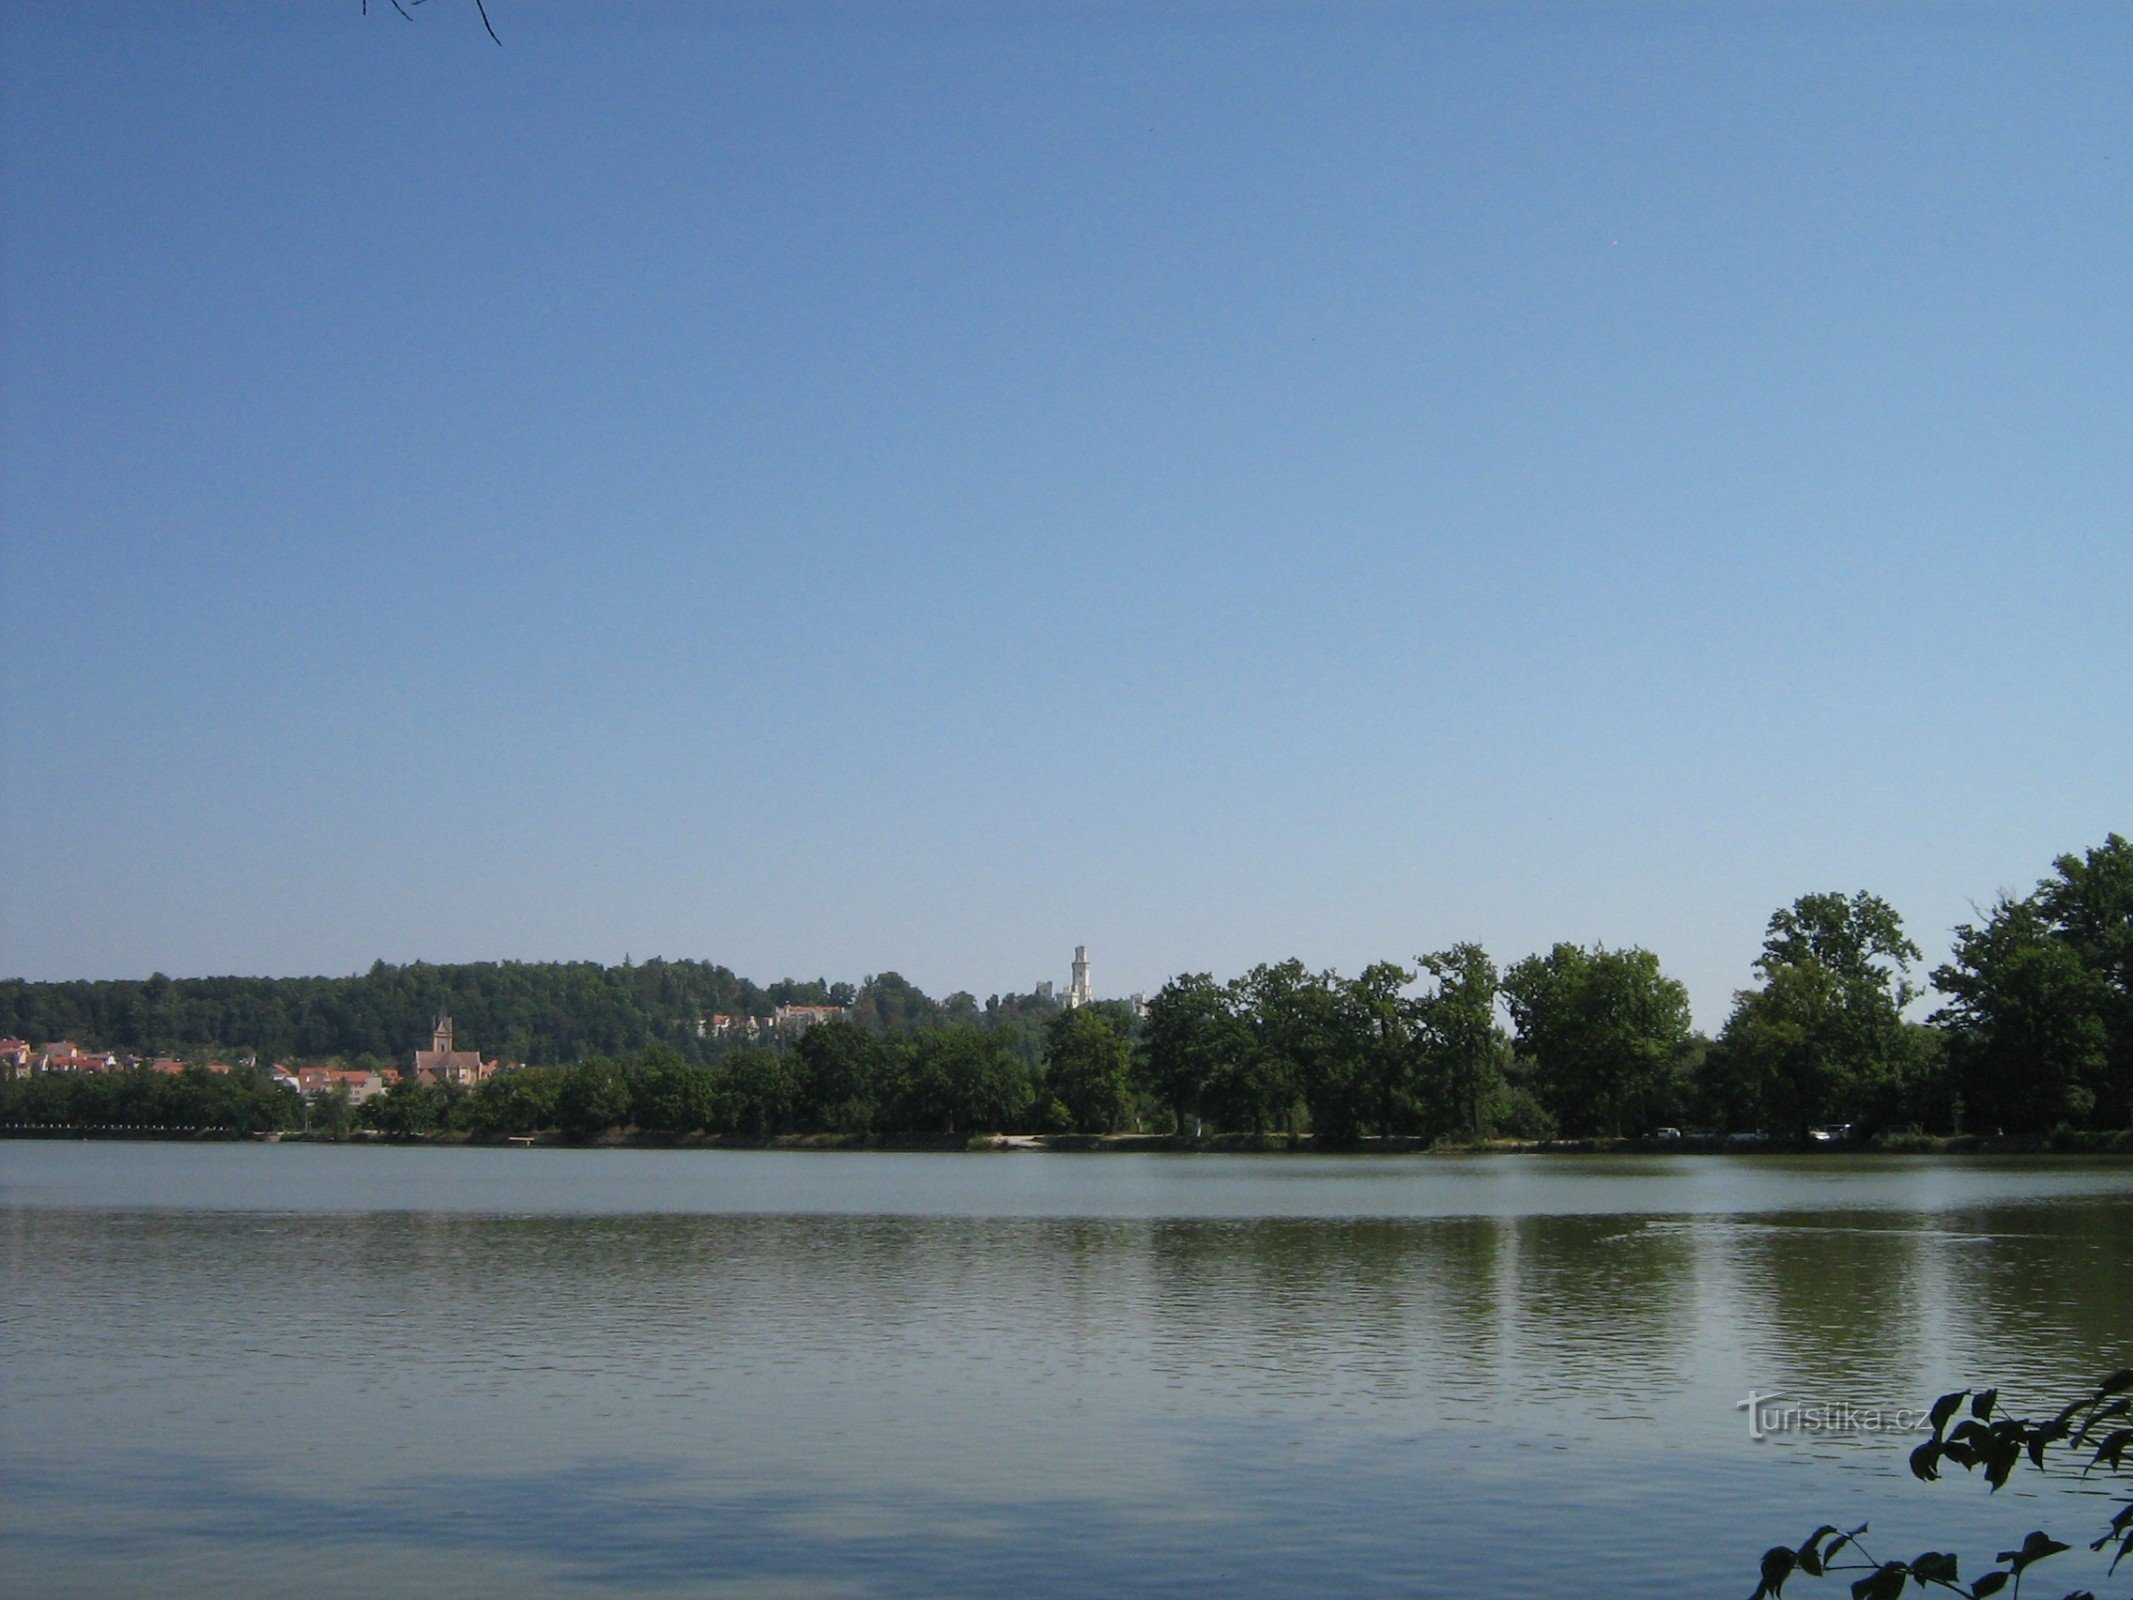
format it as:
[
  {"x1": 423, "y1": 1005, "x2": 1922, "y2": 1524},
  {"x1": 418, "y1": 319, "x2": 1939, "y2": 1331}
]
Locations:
[{"x1": 2, "y1": 1145, "x2": 2128, "y2": 1599}]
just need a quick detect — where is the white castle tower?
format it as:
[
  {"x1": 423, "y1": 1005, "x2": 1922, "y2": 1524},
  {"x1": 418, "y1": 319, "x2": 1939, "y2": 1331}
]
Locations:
[{"x1": 1068, "y1": 945, "x2": 1092, "y2": 1009}]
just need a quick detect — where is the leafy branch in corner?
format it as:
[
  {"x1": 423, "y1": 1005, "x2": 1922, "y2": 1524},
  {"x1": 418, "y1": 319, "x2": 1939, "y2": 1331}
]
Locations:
[{"x1": 1751, "y1": 1370, "x2": 2133, "y2": 1600}]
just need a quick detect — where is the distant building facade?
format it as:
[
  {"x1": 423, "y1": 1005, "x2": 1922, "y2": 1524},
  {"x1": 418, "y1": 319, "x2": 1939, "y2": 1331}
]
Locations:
[
  {"x1": 697, "y1": 1004, "x2": 849, "y2": 1041},
  {"x1": 35, "y1": 1042, "x2": 120, "y2": 1074},
  {"x1": 772, "y1": 1003, "x2": 845, "y2": 1034},
  {"x1": 296, "y1": 1065, "x2": 386, "y2": 1104}
]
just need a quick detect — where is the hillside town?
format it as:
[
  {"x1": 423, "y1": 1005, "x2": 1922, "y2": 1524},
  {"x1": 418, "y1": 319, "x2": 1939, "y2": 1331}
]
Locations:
[
  {"x1": 0, "y1": 1014, "x2": 533, "y2": 1107},
  {"x1": 0, "y1": 1003, "x2": 869, "y2": 1107}
]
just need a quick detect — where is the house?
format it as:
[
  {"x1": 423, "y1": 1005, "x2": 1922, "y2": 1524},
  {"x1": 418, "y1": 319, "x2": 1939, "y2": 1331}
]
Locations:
[
  {"x1": 771, "y1": 1003, "x2": 846, "y2": 1034},
  {"x1": 335, "y1": 1069, "x2": 386, "y2": 1105},
  {"x1": 411, "y1": 1016, "x2": 498, "y2": 1087},
  {"x1": 38, "y1": 1043, "x2": 118, "y2": 1074},
  {"x1": 0, "y1": 1038, "x2": 31, "y2": 1078},
  {"x1": 296, "y1": 1066, "x2": 385, "y2": 1105}
]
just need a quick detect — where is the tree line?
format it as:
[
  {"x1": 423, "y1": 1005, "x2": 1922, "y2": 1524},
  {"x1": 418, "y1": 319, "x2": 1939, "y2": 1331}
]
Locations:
[
  {"x1": 3, "y1": 834, "x2": 2126, "y2": 1143},
  {"x1": 0, "y1": 1063, "x2": 303, "y2": 1136},
  {"x1": 0, "y1": 960, "x2": 1056, "y2": 1073}
]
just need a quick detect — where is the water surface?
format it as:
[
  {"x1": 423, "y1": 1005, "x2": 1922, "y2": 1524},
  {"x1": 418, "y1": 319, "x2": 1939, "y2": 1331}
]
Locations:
[{"x1": 4, "y1": 1144, "x2": 2127, "y2": 1599}]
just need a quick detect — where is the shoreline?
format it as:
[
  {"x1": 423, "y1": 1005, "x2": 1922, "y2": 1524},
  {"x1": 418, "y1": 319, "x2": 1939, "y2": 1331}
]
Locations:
[{"x1": 3, "y1": 1126, "x2": 2129, "y2": 1157}]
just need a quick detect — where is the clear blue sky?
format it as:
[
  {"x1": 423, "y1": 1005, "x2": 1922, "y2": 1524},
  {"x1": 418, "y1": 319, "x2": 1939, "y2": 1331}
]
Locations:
[{"x1": 3, "y1": 2, "x2": 2126, "y2": 1026}]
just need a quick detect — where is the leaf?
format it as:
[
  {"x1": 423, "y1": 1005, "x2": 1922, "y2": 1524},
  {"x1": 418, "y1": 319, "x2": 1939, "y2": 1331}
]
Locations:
[
  {"x1": 1849, "y1": 1563, "x2": 1906, "y2": 1600},
  {"x1": 1909, "y1": 1441, "x2": 1942, "y2": 1481},
  {"x1": 2099, "y1": 1369, "x2": 2133, "y2": 1397},
  {"x1": 1821, "y1": 1526, "x2": 1868, "y2": 1566},
  {"x1": 1971, "y1": 1389, "x2": 1999, "y2": 1421},
  {"x1": 1983, "y1": 1438, "x2": 2023, "y2": 1489},
  {"x1": 1996, "y1": 1532, "x2": 2069, "y2": 1574},
  {"x1": 1755, "y1": 1545, "x2": 1798, "y2": 1599},
  {"x1": 1928, "y1": 1391, "x2": 1968, "y2": 1436},
  {"x1": 1970, "y1": 1573, "x2": 2008, "y2": 1598},
  {"x1": 1798, "y1": 1526, "x2": 1843, "y2": 1577},
  {"x1": 2100, "y1": 1527, "x2": 2133, "y2": 1574},
  {"x1": 2090, "y1": 1426, "x2": 2133, "y2": 1470},
  {"x1": 2075, "y1": 1396, "x2": 2130, "y2": 1446},
  {"x1": 1911, "y1": 1553, "x2": 1953, "y2": 1595},
  {"x1": 1909, "y1": 1551, "x2": 1959, "y2": 1584}
]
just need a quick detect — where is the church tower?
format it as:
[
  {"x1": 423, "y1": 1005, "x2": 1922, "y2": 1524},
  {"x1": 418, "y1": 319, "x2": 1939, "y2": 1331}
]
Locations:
[
  {"x1": 1068, "y1": 946, "x2": 1091, "y2": 1009},
  {"x1": 432, "y1": 1014, "x2": 454, "y2": 1054}
]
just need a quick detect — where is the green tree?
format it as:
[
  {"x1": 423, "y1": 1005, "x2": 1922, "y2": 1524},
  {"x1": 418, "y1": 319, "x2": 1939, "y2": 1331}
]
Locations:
[
  {"x1": 1706, "y1": 892, "x2": 1931, "y2": 1139},
  {"x1": 1137, "y1": 973, "x2": 1238, "y2": 1137},
  {"x1": 1243, "y1": 961, "x2": 1358, "y2": 1142},
  {"x1": 848, "y1": 972, "x2": 941, "y2": 1034},
  {"x1": 1761, "y1": 889, "x2": 1922, "y2": 986},
  {"x1": 1210, "y1": 962, "x2": 1316, "y2": 1138},
  {"x1": 304, "y1": 1087, "x2": 356, "y2": 1139},
  {"x1": 366, "y1": 1076, "x2": 457, "y2": 1137},
  {"x1": 629, "y1": 1045, "x2": 718, "y2": 1135},
  {"x1": 721, "y1": 1048, "x2": 805, "y2": 1138},
  {"x1": 794, "y1": 1020, "x2": 899, "y2": 1134},
  {"x1": 901, "y1": 1027, "x2": 1030, "y2": 1134},
  {"x1": 1041, "y1": 1007, "x2": 1136, "y2": 1134},
  {"x1": 465, "y1": 1065, "x2": 563, "y2": 1135},
  {"x1": 1416, "y1": 943, "x2": 1508, "y2": 1139},
  {"x1": 1503, "y1": 943, "x2": 1692, "y2": 1138},
  {"x1": 556, "y1": 1056, "x2": 633, "y2": 1137},
  {"x1": 1338, "y1": 961, "x2": 1427, "y2": 1140},
  {"x1": 1936, "y1": 835, "x2": 2133, "y2": 1133}
]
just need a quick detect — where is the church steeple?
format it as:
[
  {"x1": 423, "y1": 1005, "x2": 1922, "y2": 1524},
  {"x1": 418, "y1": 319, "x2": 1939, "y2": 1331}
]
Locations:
[{"x1": 432, "y1": 1014, "x2": 454, "y2": 1054}]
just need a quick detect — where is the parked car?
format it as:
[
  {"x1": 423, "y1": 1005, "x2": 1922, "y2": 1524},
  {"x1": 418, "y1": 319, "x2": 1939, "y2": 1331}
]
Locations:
[
  {"x1": 1808, "y1": 1123, "x2": 1856, "y2": 1144},
  {"x1": 1652, "y1": 1127, "x2": 1682, "y2": 1142},
  {"x1": 1727, "y1": 1130, "x2": 1770, "y2": 1146}
]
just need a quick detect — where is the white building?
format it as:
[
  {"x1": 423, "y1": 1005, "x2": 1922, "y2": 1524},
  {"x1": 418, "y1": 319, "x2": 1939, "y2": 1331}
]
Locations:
[
  {"x1": 1068, "y1": 945, "x2": 1092, "y2": 1009},
  {"x1": 771, "y1": 1003, "x2": 847, "y2": 1034}
]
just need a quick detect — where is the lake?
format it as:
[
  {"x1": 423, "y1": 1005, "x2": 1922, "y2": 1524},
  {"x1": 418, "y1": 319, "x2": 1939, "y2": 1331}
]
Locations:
[{"x1": 3, "y1": 1144, "x2": 2128, "y2": 1599}]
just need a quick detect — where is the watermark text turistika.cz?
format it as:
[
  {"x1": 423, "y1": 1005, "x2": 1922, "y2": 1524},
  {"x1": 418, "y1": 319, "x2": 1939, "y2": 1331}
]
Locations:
[{"x1": 1738, "y1": 1391, "x2": 1934, "y2": 1442}]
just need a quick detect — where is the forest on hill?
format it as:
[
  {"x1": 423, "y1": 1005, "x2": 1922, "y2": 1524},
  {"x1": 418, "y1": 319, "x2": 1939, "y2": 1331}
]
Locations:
[{"x1": 0, "y1": 960, "x2": 1063, "y2": 1071}]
